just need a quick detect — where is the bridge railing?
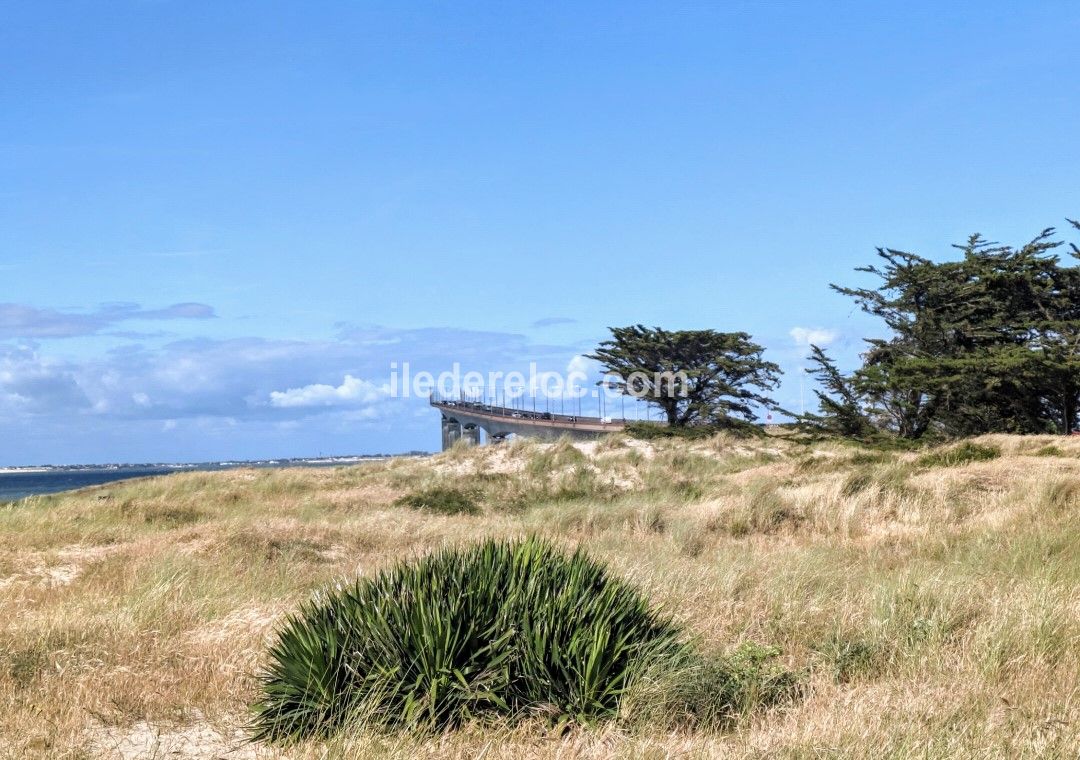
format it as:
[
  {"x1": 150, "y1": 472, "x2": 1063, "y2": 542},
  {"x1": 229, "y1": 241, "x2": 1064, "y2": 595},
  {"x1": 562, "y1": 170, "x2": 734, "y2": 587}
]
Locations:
[{"x1": 429, "y1": 392, "x2": 625, "y2": 427}]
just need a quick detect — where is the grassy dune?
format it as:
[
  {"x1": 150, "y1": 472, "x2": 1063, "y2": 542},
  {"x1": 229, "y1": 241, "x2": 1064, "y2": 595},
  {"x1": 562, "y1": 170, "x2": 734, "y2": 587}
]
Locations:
[{"x1": 1, "y1": 434, "x2": 1078, "y2": 758}]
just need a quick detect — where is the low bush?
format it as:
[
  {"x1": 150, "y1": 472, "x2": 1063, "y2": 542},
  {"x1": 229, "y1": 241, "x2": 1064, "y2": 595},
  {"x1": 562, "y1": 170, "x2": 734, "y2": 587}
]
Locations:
[
  {"x1": 1033, "y1": 444, "x2": 1066, "y2": 457},
  {"x1": 710, "y1": 642, "x2": 801, "y2": 717},
  {"x1": 916, "y1": 442, "x2": 1001, "y2": 468},
  {"x1": 394, "y1": 486, "x2": 479, "y2": 515},
  {"x1": 848, "y1": 451, "x2": 893, "y2": 466},
  {"x1": 816, "y1": 634, "x2": 881, "y2": 683},
  {"x1": 621, "y1": 642, "x2": 801, "y2": 728},
  {"x1": 252, "y1": 537, "x2": 685, "y2": 741},
  {"x1": 625, "y1": 422, "x2": 720, "y2": 440}
]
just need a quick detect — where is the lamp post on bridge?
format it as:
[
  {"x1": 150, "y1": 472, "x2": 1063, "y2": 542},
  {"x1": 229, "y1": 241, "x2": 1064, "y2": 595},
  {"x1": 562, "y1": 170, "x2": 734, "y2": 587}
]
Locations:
[{"x1": 596, "y1": 379, "x2": 627, "y2": 421}]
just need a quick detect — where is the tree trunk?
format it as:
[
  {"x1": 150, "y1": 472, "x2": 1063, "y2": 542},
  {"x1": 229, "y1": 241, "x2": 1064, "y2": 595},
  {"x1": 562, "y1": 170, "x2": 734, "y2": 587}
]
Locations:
[{"x1": 664, "y1": 401, "x2": 679, "y2": 426}]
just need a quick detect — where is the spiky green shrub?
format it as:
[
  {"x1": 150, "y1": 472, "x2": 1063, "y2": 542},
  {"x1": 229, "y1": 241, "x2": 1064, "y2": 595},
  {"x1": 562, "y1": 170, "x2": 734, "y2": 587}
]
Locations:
[{"x1": 252, "y1": 537, "x2": 684, "y2": 742}]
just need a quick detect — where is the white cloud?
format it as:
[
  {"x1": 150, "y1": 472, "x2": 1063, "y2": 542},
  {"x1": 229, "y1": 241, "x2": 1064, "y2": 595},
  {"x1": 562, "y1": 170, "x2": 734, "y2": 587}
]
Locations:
[
  {"x1": 566, "y1": 354, "x2": 594, "y2": 376},
  {"x1": 0, "y1": 322, "x2": 588, "y2": 461},
  {"x1": 268, "y1": 374, "x2": 386, "y2": 409},
  {"x1": 0, "y1": 344, "x2": 91, "y2": 414},
  {"x1": 790, "y1": 327, "x2": 838, "y2": 347}
]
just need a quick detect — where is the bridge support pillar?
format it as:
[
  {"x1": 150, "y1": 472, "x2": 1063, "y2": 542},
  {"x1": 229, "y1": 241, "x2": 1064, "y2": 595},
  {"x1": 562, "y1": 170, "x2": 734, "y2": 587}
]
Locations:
[
  {"x1": 461, "y1": 424, "x2": 481, "y2": 446},
  {"x1": 441, "y1": 416, "x2": 461, "y2": 451}
]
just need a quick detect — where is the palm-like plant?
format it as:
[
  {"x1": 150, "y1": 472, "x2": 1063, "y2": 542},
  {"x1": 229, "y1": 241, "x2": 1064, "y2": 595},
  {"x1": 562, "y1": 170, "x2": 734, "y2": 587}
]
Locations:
[{"x1": 252, "y1": 536, "x2": 684, "y2": 742}]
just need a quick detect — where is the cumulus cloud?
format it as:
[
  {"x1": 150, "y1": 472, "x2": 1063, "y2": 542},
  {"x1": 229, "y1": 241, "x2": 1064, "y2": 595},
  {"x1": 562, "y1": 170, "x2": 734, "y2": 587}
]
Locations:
[
  {"x1": 0, "y1": 344, "x2": 91, "y2": 414},
  {"x1": 0, "y1": 302, "x2": 216, "y2": 339},
  {"x1": 269, "y1": 375, "x2": 386, "y2": 408},
  {"x1": 566, "y1": 354, "x2": 595, "y2": 376},
  {"x1": 789, "y1": 327, "x2": 838, "y2": 347},
  {"x1": 0, "y1": 322, "x2": 601, "y2": 462},
  {"x1": 0, "y1": 323, "x2": 591, "y2": 425}
]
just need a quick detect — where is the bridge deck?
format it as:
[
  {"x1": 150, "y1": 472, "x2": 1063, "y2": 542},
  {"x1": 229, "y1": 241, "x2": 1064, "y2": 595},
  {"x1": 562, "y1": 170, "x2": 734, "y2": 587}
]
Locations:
[{"x1": 431, "y1": 398, "x2": 627, "y2": 435}]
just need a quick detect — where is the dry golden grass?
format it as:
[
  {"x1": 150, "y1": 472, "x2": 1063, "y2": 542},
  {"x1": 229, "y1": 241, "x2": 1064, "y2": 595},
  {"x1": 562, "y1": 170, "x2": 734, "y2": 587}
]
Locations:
[{"x1": 1, "y1": 434, "x2": 1077, "y2": 758}]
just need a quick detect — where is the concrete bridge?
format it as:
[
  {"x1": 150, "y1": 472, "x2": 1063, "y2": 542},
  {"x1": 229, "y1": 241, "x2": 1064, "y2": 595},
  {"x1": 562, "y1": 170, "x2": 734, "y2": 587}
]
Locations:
[{"x1": 431, "y1": 394, "x2": 628, "y2": 449}]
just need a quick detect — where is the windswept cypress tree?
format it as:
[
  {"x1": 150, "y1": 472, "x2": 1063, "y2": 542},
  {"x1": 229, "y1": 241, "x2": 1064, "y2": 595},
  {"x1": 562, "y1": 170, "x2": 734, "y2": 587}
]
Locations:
[
  {"x1": 810, "y1": 222, "x2": 1080, "y2": 439},
  {"x1": 801, "y1": 345, "x2": 876, "y2": 438},
  {"x1": 588, "y1": 325, "x2": 781, "y2": 427}
]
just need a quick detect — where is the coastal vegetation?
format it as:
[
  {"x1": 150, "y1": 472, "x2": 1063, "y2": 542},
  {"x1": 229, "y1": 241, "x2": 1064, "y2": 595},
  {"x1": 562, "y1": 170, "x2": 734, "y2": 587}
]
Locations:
[
  {"x1": 587, "y1": 325, "x2": 782, "y2": 429},
  {"x1": 591, "y1": 223, "x2": 1080, "y2": 442},
  {"x1": 1, "y1": 432, "x2": 1077, "y2": 757},
  {"x1": 253, "y1": 537, "x2": 687, "y2": 740},
  {"x1": 807, "y1": 221, "x2": 1080, "y2": 439}
]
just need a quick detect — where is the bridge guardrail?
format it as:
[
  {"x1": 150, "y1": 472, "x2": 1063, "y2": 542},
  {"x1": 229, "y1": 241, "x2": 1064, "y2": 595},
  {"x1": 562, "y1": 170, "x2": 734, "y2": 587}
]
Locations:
[{"x1": 429, "y1": 394, "x2": 625, "y2": 428}]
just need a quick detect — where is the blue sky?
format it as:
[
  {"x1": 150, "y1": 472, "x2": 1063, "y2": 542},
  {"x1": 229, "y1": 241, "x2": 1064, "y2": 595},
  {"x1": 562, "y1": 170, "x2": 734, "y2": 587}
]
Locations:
[{"x1": 2, "y1": 2, "x2": 1080, "y2": 464}]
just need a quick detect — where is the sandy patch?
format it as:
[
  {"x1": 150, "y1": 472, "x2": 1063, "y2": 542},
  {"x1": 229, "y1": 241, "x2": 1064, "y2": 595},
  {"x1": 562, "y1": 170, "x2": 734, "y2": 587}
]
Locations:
[
  {"x1": 85, "y1": 714, "x2": 266, "y2": 759},
  {"x1": 0, "y1": 563, "x2": 80, "y2": 590},
  {"x1": 431, "y1": 443, "x2": 532, "y2": 476},
  {"x1": 0, "y1": 542, "x2": 126, "y2": 590}
]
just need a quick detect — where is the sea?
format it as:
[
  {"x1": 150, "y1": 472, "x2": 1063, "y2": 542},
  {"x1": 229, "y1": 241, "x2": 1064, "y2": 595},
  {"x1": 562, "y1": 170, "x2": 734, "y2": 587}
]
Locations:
[{"x1": 0, "y1": 455, "x2": 423, "y2": 504}]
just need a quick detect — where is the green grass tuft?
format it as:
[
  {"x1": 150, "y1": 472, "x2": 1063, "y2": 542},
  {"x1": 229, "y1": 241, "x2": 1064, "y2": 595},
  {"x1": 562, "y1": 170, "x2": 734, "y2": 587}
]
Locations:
[
  {"x1": 916, "y1": 442, "x2": 1001, "y2": 468},
  {"x1": 621, "y1": 642, "x2": 801, "y2": 729},
  {"x1": 1033, "y1": 444, "x2": 1066, "y2": 457},
  {"x1": 394, "y1": 486, "x2": 480, "y2": 515}
]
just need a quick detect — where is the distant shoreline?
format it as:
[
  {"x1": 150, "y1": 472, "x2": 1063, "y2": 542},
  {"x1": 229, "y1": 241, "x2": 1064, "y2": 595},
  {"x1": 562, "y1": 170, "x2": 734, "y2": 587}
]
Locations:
[
  {"x1": 0, "y1": 453, "x2": 429, "y2": 502},
  {"x1": 0, "y1": 452, "x2": 429, "y2": 474}
]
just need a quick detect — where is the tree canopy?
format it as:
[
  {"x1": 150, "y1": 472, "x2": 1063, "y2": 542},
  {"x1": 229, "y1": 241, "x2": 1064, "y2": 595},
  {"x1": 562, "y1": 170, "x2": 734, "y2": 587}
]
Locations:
[
  {"x1": 587, "y1": 325, "x2": 781, "y2": 428},
  {"x1": 808, "y1": 221, "x2": 1080, "y2": 439}
]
